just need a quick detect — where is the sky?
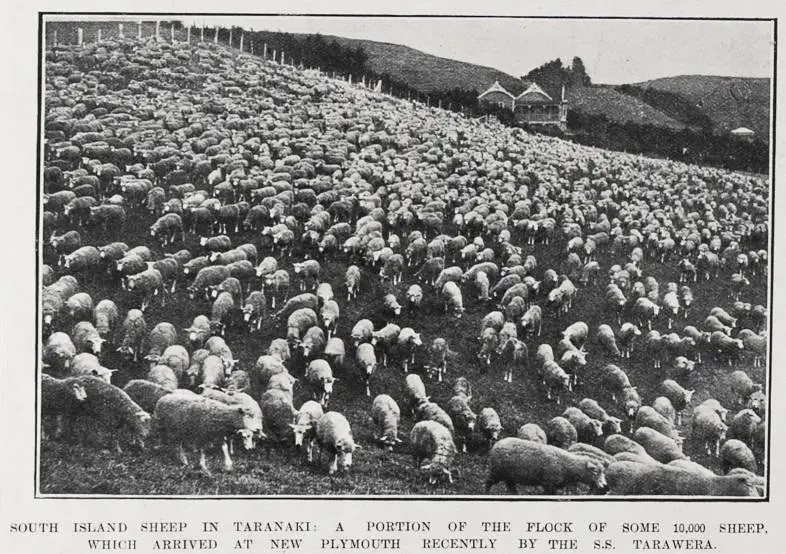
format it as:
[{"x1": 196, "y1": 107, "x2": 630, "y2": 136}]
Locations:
[{"x1": 178, "y1": 16, "x2": 774, "y2": 84}]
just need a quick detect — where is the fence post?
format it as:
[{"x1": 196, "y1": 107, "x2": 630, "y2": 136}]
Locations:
[
  {"x1": 187, "y1": 26, "x2": 190, "y2": 43},
  {"x1": 53, "y1": 29, "x2": 57, "y2": 46},
  {"x1": 263, "y1": 43, "x2": 267, "y2": 58},
  {"x1": 97, "y1": 28, "x2": 101, "y2": 42},
  {"x1": 272, "y1": 49, "x2": 276, "y2": 62},
  {"x1": 138, "y1": 21, "x2": 142, "y2": 40},
  {"x1": 229, "y1": 28, "x2": 233, "y2": 47},
  {"x1": 119, "y1": 23, "x2": 124, "y2": 38},
  {"x1": 281, "y1": 50, "x2": 285, "y2": 64},
  {"x1": 77, "y1": 27, "x2": 83, "y2": 46},
  {"x1": 171, "y1": 25, "x2": 175, "y2": 44},
  {"x1": 214, "y1": 27, "x2": 218, "y2": 44},
  {"x1": 239, "y1": 32, "x2": 243, "y2": 52},
  {"x1": 201, "y1": 26, "x2": 204, "y2": 42},
  {"x1": 250, "y1": 40, "x2": 254, "y2": 55},
  {"x1": 155, "y1": 21, "x2": 160, "y2": 42}
]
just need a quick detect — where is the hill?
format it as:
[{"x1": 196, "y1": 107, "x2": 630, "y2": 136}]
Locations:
[
  {"x1": 327, "y1": 35, "x2": 524, "y2": 95},
  {"x1": 635, "y1": 75, "x2": 771, "y2": 140},
  {"x1": 570, "y1": 86, "x2": 687, "y2": 130}
]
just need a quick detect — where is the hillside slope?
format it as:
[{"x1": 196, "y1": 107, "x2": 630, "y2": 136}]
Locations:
[
  {"x1": 570, "y1": 86, "x2": 687, "y2": 129},
  {"x1": 328, "y1": 35, "x2": 524, "y2": 95},
  {"x1": 636, "y1": 75, "x2": 771, "y2": 139}
]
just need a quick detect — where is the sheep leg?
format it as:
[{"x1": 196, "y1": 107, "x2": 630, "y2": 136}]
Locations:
[
  {"x1": 328, "y1": 454, "x2": 338, "y2": 475},
  {"x1": 177, "y1": 445, "x2": 189, "y2": 466},
  {"x1": 222, "y1": 441, "x2": 234, "y2": 472},
  {"x1": 199, "y1": 450, "x2": 213, "y2": 476}
]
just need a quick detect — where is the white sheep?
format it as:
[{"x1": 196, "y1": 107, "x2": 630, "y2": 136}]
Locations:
[
  {"x1": 315, "y1": 411, "x2": 360, "y2": 475},
  {"x1": 410, "y1": 420, "x2": 457, "y2": 485},
  {"x1": 371, "y1": 394, "x2": 402, "y2": 451}
]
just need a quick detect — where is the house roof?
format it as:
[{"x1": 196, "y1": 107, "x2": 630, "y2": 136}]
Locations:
[
  {"x1": 731, "y1": 127, "x2": 755, "y2": 135},
  {"x1": 478, "y1": 81, "x2": 515, "y2": 100},
  {"x1": 515, "y1": 82, "x2": 555, "y2": 104}
]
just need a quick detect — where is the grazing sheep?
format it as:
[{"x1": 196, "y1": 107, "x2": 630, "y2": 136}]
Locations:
[
  {"x1": 517, "y1": 423, "x2": 547, "y2": 443},
  {"x1": 123, "y1": 379, "x2": 173, "y2": 415},
  {"x1": 425, "y1": 338, "x2": 451, "y2": 382},
  {"x1": 267, "y1": 371, "x2": 297, "y2": 404},
  {"x1": 286, "y1": 308, "x2": 318, "y2": 344},
  {"x1": 477, "y1": 407, "x2": 502, "y2": 448},
  {"x1": 485, "y1": 438, "x2": 606, "y2": 494},
  {"x1": 290, "y1": 400, "x2": 325, "y2": 462},
  {"x1": 410, "y1": 420, "x2": 457, "y2": 485},
  {"x1": 729, "y1": 370, "x2": 763, "y2": 406},
  {"x1": 720, "y1": 439, "x2": 757, "y2": 474},
  {"x1": 692, "y1": 404, "x2": 728, "y2": 457},
  {"x1": 147, "y1": 365, "x2": 179, "y2": 392},
  {"x1": 68, "y1": 353, "x2": 115, "y2": 383},
  {"x1": 65, "y1": 292, "x2": 94, "y2": 323},
  {"x1": 415, "y1": 401, "x2": 455, "y2": 435},
  {"x1": 371, "y1": 394, "x2": 403, "y2": 451},
  {"x1": 43, "y1": 332, "x2": 77, "y2": 373},
  {"x1": 542, "y1": 361, "x2": 571, "y2": 404},
  {"x1": 567, "y1": 443, "x2": 615, "y2": 468},
  {"x1": 93, "y1": 299, "x2": 119, "y2": 343},
  {"x1": 404, "y1": 374, "x2": 429, "y2": 415},
  {"x1": 578, "y1": 398, "x2": 622, "y2": 435},
  {"x1": 632, "y1": 427, "x2": 686, "y2": 463},
  {"x1": 546, "y1": 416, "x2": 578, "y2": 449},
  {"x1": 72, "y1": 321, "x2": 104, "y2": 357},
  {"x1": 116, "y1": 309, "x2": 146, "y2": 362},
  {"x1": 562, "y1": 407, "x2": 604, "y2": 444},
  {"x1": 153, "y1": 393, "x2": 259, "y2": 475},
  {"x1": 305, "y1": 359, "x2": 335, "y2": 407},
  {"x1": 727, "y1": 409, "x2": 763, "y2": 445},
  {"x1": 315, "y1": 412, "x2": 359, "y2": 475},
  {"x1": 67, "y1": 376, "x2": 152, "y2": 452},
  {"x1": 596, "y1": 324, "x2": 620, "y2": 357},
  {"x1": 355, "y1": 343, "x2": 377, "y2": 397},
  {"x1": 259, "y1": 389, "x2": 298, "y2": 443},
  {"x1": 606, "y1": 462, "x2": 758, "y2": 496},
  {"x1": 660, "y1": 379, "x2": 695, "y2": 425},
  {"x1": 185, "y1": 314, "x2": 212, "y2": 348},
  {"x1": 41, "y1": 374, "x2": 88, "y2": 439},
  {"x1": 446, "y1": 394, "x2": 477, "y2": 453}
]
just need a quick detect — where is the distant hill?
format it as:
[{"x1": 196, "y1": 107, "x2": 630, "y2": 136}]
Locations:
[
  {"x1": 570, "y1": 86, "x2": 687, "y2": 130},
  {"x1": 326, "y1": 35, "x2": 524, "y2": 96},
  {"x1": 634, "y1": 75, "x2": 771, "y2": 140}
]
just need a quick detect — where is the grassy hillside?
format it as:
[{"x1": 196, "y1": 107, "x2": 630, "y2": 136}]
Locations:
[
  {"x1": 570, "y1": 86, "x2": 687, "y2": 130},
  {"x1": 635, "y1": 75, "x2": 771, "y2": 140},
  {"x1": 328, "y1": 36, "x2": 524, "y2": 96}
]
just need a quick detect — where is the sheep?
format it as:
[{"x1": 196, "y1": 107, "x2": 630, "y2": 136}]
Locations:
[
  {"x1": 72, "y1": 321, "x2": 104, "y2": 357},
  {"x1": 286, "y1": 308, "x2": 318, "y2": 344},
  {"x1": 41, "y1": 374, "x2": 88, "y2": 439},
  {"x1": 62, "y1": 246, "x2": 101, "y2": 274},
  {"x1": 115, "y1": 309, "x2": 147, "y2": 362},
  {"x1": 485, "y1": 438, "x2": 606, "y2": 494},
  {"x1": 442, "y1": 281, "x2": 465, "y2": 318},
  {"x1": 148, "y1": 365, "x2": 179, "y2": 392},
  {"x1": 410, "y1": 420, "x2": 457, "y2": 485},
  {"x1": 65, "y1": 292, "x2": 94, "y2": 323},
  {"x1": 187, "y1": 265, "x2": 231, "y2": 300},
  {"x1": 123, "y1": 379, "x2": 174, "y2": 415},
  {"x1": 43, "y1": 332, "x2": 77, "y2": 373},
  {"x1": 406, "y1": 284, "x2": 423, "y2": 310},
  {"x1": 634, "y1": 406, "x2": 681, "y2": 443},
  {"x1": 305, "y1": 359, "x2": 335, "y2": 407},
  {"x1": 742, "y1": 334, "x2": 766, "y2": 368},
  {"x1": 290, "y1": 400, "x2": 324, "y2": 462},
  {"x1": 184, "y1": 314, "x2": 212, "y2": 348},
  {"x1": 519, "y1": 305, "x2": 542, "y2": 338},
  {"x1": 720, "y1": 439, "x2": 757, "y2": 474},
  {"x1": 319, "y1": 300, "x2": 340, "y2": 339},
  {"x1": 632, "y1": 427, "x2": 686, "y2": 463},
  {"x1": 477, "y1": 407, "x2": 502, "y2": 448},
  {"x1": 562, "y1": 321, "x2": 589, "y2": 350},
  {"x1": 424, "y1": 338, "x2": 451, "y2": 382},
  {"x1": 68, "y1": 353, "x2": 115, "y2": 383},
  {"x1": 562, "y1": 406, "x2": 604, "y2": 444},
  {"x1": 259, "y1": 389, "x2": 298, "y2": 443},
  {"x1": 370, "y1": 394, "x2": 403, "y2": 451},
  {"x1": 516, "y1": 423, "x2": 547, "y2": 444},
  {"x1": 153, "y1": 393, "x2": 259, "y2": 476},
  {"x1": 145, "y1": 322, "x2": 178, "y2": 363},
  {"x1": 404, "y1": 374, "x2": 429, "y2": 415},
  {"x1": 596, "y1": 324, "x2": 620, "y2": 357},
  {"x1": 545, "y1": 416, "x2": 578, "y2": 449},
  {"x1": 578, "y1": 398, "x2": 623, "y2": 435},
  {"x1": 199, "y1": 387, "x2": 265, "y2": 452},
  {"x1": 606, "y1": 462, "x2": 758, "y2": 496},
  {"x1": 355, "y1": 343, "x2": 377, "y2": 397},
  {"x1": 267, "y1": 371, "x2": 297, "y2": 404},
  {"x1": 632, "y1": 297, "x2": 660, "y2": 330},
  {"x1": 652, "y1": 396, "x2": 677, "y2": 426},
  {"x1": 446, "y1": 394, "x2": 476, "y2": 453},
  {"x1": 692, "y1": 404, "x2": 729, "y2": 457},
  {"x1": 542, "y1": 361, "x2": 571, "y2": 404},
  {"x1": 415, "y1": 401, "x2": 455, "y2": 435},
  {"x1": 344, "y1": 265, "x2": 361, "y2": 301},
  {"x1": 567, "y1": 443, "x2": 615, "y2": 468},
  {"x1": 727, "y1": 408, "x2": 763, "y2": 445},
  {"x1": 660, "y1": 379, "x2": 695, "y2": 425},
  {"x1": 315, "y1": 412, "x2": 359, "y2": 475},
  {"x1": 67, "y1": 376, "x2": 152, "y2": 452},
  {"x1": 92, "y1": 299, "x2": 119, "y2": 344},
  {"x1": 729, "y1": 370, "x2": 763, "y2": 406}
]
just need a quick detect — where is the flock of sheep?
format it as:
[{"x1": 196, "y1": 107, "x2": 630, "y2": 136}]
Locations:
[{"x1": 39, "y1": 31, "x2": 769, "y2": 495}]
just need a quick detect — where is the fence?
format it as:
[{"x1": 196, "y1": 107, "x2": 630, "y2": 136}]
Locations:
[{"x1": 44, "y1": 20, "x2": 469, "y2": 114}]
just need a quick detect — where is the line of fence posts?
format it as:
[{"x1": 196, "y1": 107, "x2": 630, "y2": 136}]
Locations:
[{"x1": 52, "y1": 21, "x2": 472, "y2": 115}]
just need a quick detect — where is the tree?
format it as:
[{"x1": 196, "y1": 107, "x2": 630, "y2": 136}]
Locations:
[{"x1": 570, "y1": 57, "x2": 591, "y2": 87}]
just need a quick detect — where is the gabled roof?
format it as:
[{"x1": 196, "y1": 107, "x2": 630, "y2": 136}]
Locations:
[
  {"x1": 731, "y1": 126, "x2": 755, "y2": 135},
  {"x1": 515, "y1": 82, "x2": 554, "y2": 103},
  {"x1": 478, "y1": 81, "x2": 515, "y2": 100}
]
